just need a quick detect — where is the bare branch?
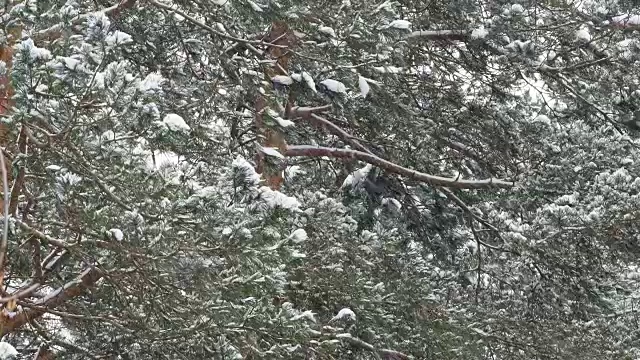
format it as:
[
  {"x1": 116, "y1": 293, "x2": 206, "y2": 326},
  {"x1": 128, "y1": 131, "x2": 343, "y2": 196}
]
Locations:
[
  {"x1": 285, "y1": 145, "x2": 514, "y2": 189},
  {"x1": 440, "y1": 187, "x2": 500, "y2": 233},
  {"x1": 0, "y1": 282, "x2": 41, "y2": 303},
  {"x1": 289, "y1": 105, "x2": 332, "y2": 119}
]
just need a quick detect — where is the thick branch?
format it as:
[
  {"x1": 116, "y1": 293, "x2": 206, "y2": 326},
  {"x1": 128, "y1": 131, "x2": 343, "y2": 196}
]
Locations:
[
  {"x1": 289, "y1": 105, "x2": 332, "y2": 119},
  {"x1": 1, "y1": 267, "x2": 102, "y2": 335},
  {"x1": 285, "y1": 145, "x2": 514, "y2": 189},
  {"x1": 16, "y1": 220, "x2": 69, "y2": 248},
  {"x1": 307, "y1": 113, "x2": 372, "y2": 154},
  {"x1": 406, "y1": 30, "x2": 468, "y2": 42}
]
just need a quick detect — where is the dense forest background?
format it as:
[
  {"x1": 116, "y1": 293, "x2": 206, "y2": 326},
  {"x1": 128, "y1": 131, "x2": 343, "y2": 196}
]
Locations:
[{"x1": 0, "y1": 0, "x2": 638, "y2": 358}]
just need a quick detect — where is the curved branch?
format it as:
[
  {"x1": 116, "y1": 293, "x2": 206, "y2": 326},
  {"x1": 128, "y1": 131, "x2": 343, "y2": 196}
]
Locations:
[{"x1": 285, "y1": 145, "x2": 514, "y2": 189}]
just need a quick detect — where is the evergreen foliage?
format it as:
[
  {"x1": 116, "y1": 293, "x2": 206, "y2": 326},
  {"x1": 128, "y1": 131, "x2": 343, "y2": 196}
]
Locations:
[{"x1": 0, "y1": 0, "x2": 637, "y2": 359}]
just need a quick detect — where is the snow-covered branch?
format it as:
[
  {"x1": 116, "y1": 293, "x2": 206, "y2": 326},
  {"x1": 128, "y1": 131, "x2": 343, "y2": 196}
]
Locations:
[
  {"x1": 0, "y1": 267, "x2": 102, "y2": 335},
  {"x1": 34, "y1": 0, "x2": 138, "y2": 42},
  {"x1": 306, "y1": 113, "x2": 372, "y2": 154},
  {"x1": 285, "y1": 145, "x2": 514, "y2": 189},
  {"x1": 405, "y1": 29, "x2": 468, "y2": 42},
  {"x1": 16, "y1": 220, "x2": 69, "y2": 248}
]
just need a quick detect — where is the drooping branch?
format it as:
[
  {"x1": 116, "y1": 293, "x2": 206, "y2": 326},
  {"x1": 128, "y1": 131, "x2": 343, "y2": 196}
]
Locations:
[{"x1": 285, "y1": 145, "x2": 514, "y2": 189}]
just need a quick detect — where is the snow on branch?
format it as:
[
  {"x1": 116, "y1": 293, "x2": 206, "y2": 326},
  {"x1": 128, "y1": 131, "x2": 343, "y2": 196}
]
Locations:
[
  {"x1": 16, "y1": 220, "x2": 69, "y2": 249},
  {"x1": 34, "y1": 0, "x2": 138, "y2": 42},
  {"x1": 285, "y1": 145, "x2": 514, "y2": 189},
  {"x1": 611, "y1": 14, "x2": 640, "y2": 28},
  {"x1": 333, "y1": 333, "x2": 412, "y2": 360},
  {"x1": 149, "y1": 0, "x2": 282, "y2": 54},
  {"x1": 307, "y1": 113, "x2": 371, "y2": 154},
  {"x1": 0, "y1": 267, "x2": 103, "y2": 336},
  {"x1": 406, "y1": 30, "x2": 469, "y2": 42}
]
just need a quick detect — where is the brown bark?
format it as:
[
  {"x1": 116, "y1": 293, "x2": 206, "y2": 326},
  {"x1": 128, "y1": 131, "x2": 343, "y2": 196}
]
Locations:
[
  {"x1": 0, "y1": 267, "x2": 103, "y2": 336},
  {"x1": 285, "y1": 145, "x2": 514, "y2": 189},
  {"x1": 255, "y1": 21, "x2": 298, "y2": 190}
]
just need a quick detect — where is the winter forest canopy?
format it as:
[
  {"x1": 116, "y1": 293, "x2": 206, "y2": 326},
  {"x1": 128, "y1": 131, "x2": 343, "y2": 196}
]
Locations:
[{"x1": 1, "y1": 0, "x2": 640, "y2": 358}]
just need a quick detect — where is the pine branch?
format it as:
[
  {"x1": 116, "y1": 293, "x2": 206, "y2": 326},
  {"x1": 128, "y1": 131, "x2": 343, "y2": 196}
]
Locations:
[
  {"x1": 0, "y1": 267, "x2": 103, "y2": 336},
  {"x1": 406, "y1": 30, "x2": 468, "y2": 42},
  {"x1": 285, "y1": 145, "x2": 514, "y2": 189},
  {"x1": 334, "y1": 333, "x2": 413, "y2": 360},
  {"x1": 34, "y1": 0, "x2": 138, "y2": 42}
]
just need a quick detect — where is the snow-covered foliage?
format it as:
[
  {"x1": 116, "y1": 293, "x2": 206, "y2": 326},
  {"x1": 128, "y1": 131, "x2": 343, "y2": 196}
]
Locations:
[
  {"x1": 318, "y1": 26, "x2": 336, "y2": 38},
  {"x1": 319, "y1": 79, "x2": 347, "y2": 94},
  {"x1": 161, "y1": 113, "x2": 191, "y2": 133},
  {"x1": 358, "y1": 75, "x2": 370, "y2": 98},
  {"x1": 0, "y1": 343, "x2": 17, "y2": 360},
  {"x1": 1, "y1": 0, "x2": 640, "y2": 359}
]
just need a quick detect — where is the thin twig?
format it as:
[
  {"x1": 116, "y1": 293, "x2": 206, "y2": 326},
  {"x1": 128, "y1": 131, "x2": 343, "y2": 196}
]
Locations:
[{"x1": 148, "y1": 0, "x2": 284, "y2": 53}]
